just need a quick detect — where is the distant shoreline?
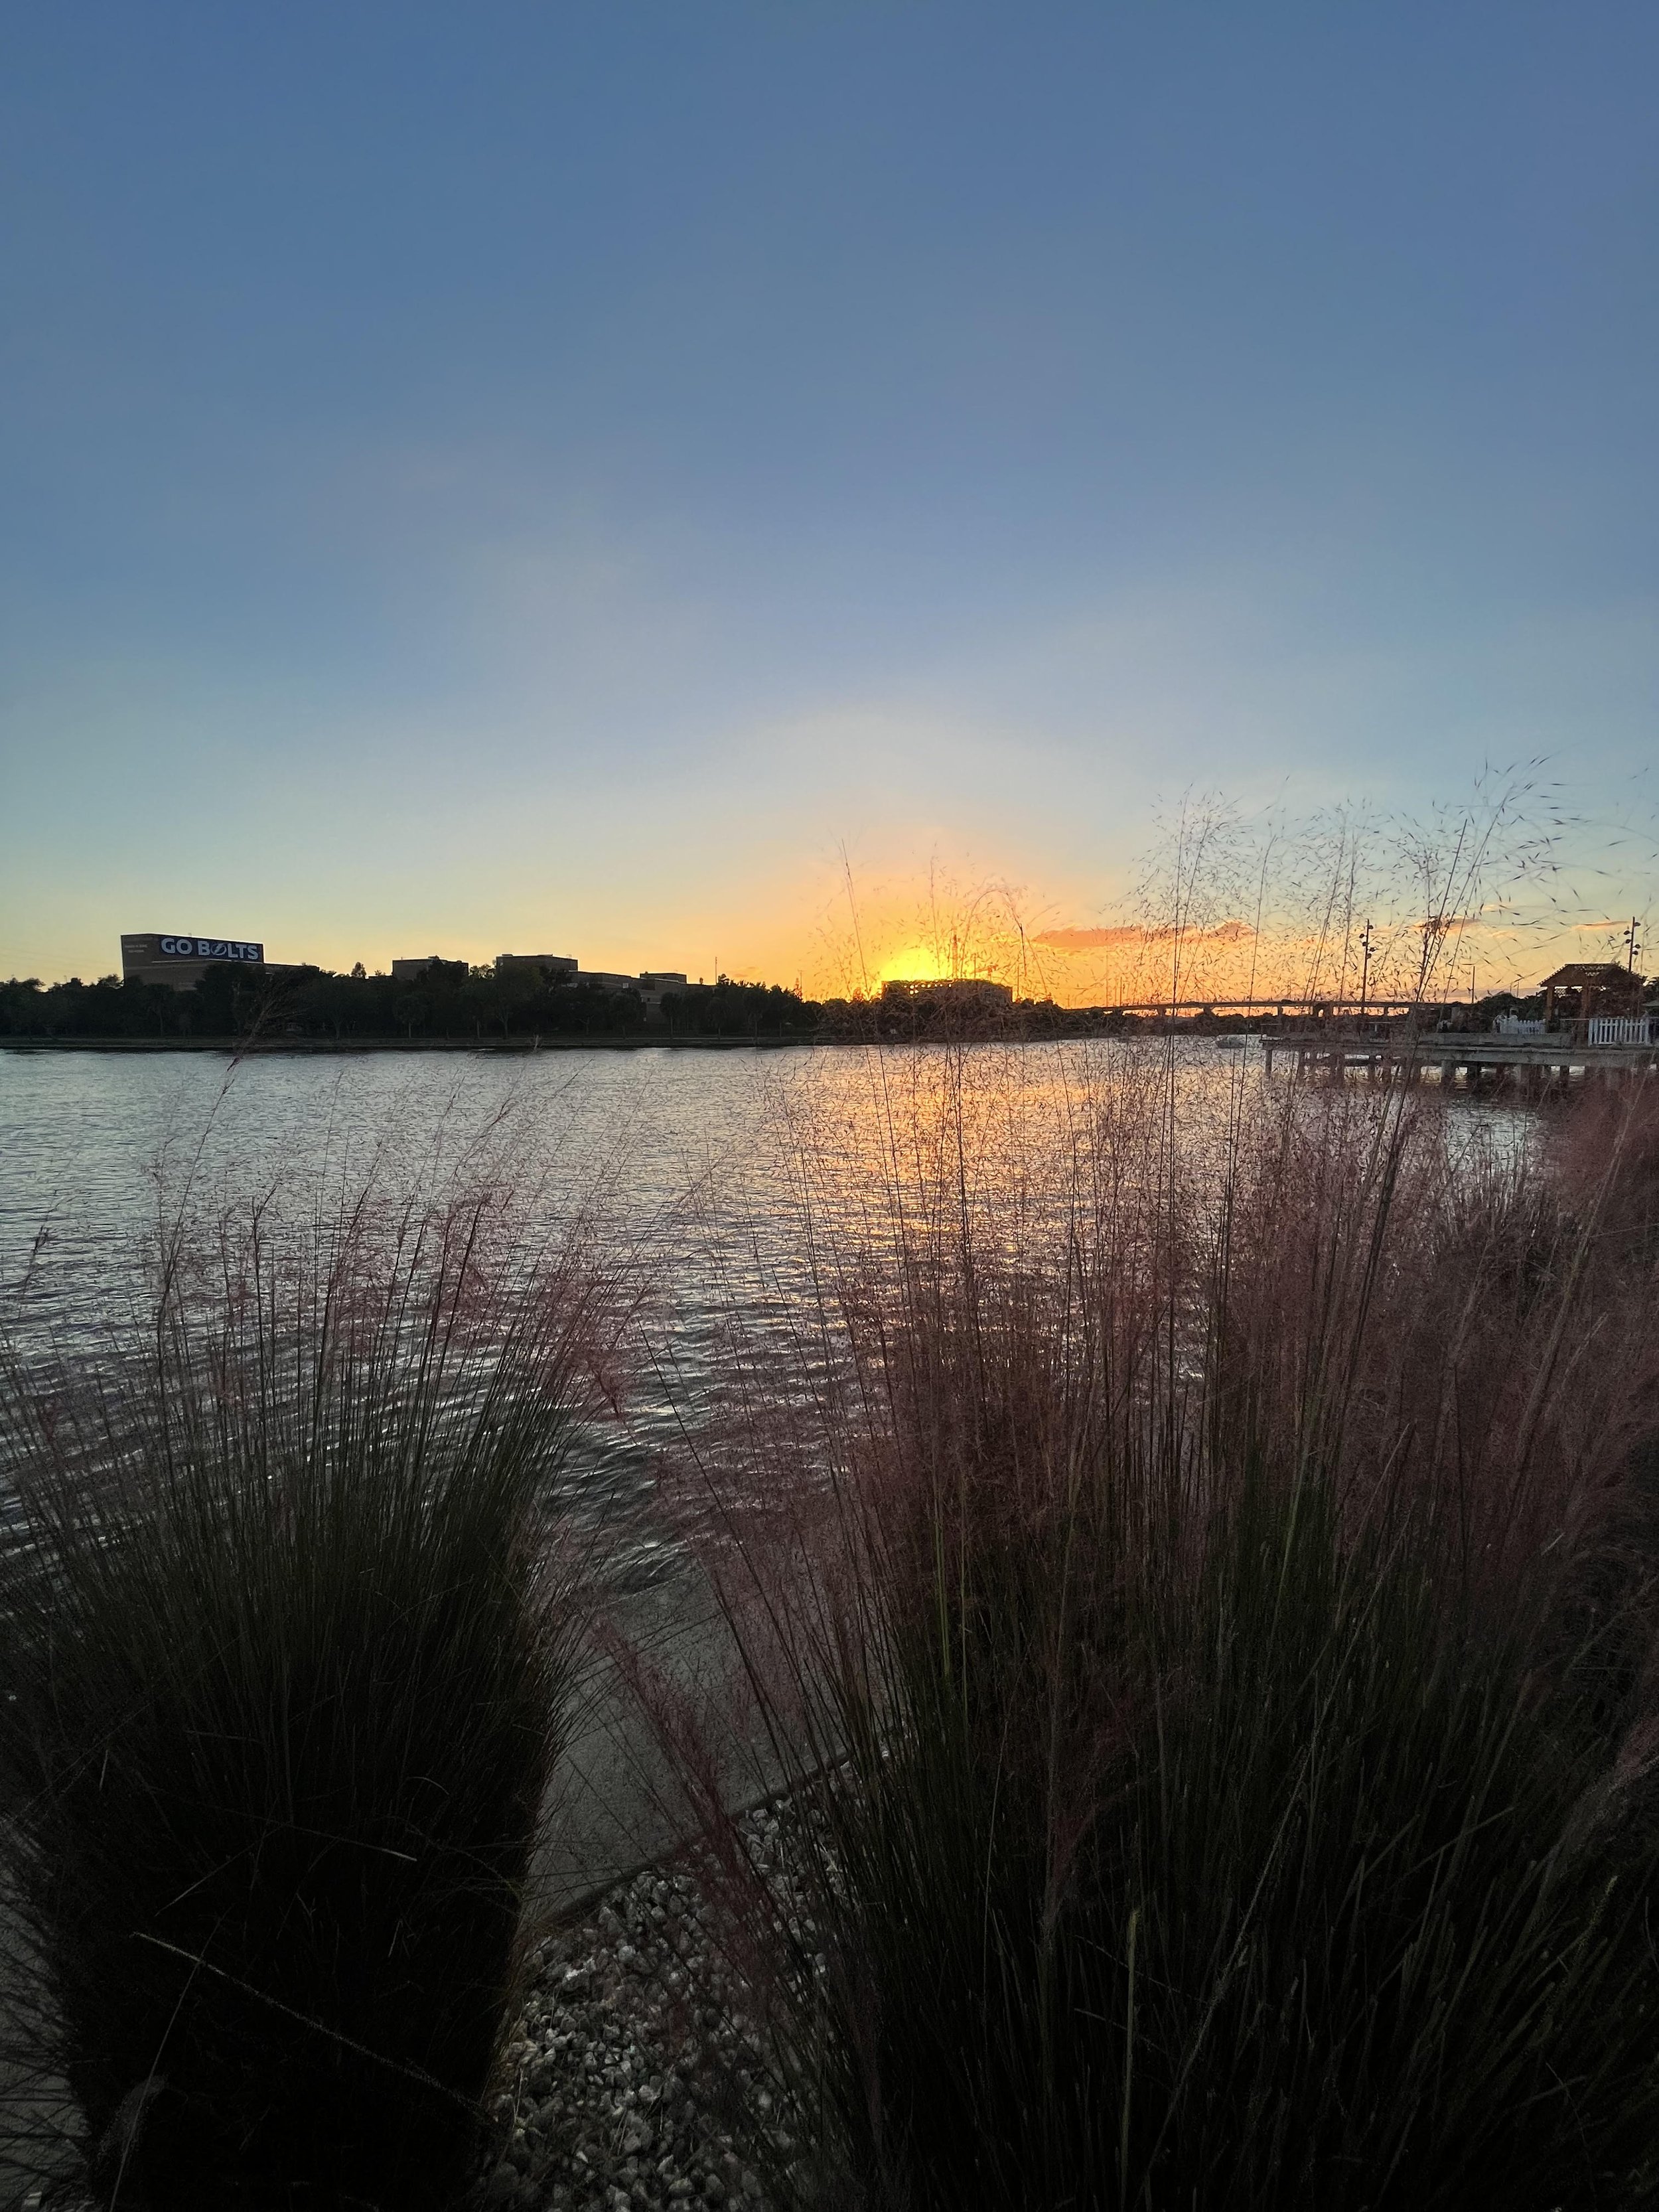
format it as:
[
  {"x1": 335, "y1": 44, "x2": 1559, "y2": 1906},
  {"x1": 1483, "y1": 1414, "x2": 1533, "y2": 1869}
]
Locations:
[{"x1": 0, "y1": 1033, "x2": 821, "y2": 1056}]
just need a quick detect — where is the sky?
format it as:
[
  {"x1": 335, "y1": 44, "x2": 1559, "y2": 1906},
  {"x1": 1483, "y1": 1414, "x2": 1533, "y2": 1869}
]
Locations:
[{"x1": 1, "y1": 1, "x2": 1655, "y2": 1001}]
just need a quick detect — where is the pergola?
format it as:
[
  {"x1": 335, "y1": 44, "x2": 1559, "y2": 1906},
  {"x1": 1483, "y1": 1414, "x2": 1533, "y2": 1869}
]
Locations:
[{"x1": 1539, "y1": 962, "x2": 1645, "y2": 1023}]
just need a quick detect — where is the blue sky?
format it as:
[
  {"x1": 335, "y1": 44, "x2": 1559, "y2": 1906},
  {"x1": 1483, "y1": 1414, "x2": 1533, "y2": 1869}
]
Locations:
[{"x1": 1, "y1": 1, "x2": 1654, "y2": 992}]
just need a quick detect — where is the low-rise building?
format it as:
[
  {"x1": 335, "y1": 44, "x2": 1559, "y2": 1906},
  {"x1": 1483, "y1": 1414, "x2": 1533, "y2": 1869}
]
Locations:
[
  {"x1": 495, "y1": 954, "x2": 579, "y2": 980},
  {"x1": 393, "y1": 954, "x2": 693, "y2": 1006},
  {"x1": 637, "y1": 970, "x2": 691, "y2": 1016},
  {"x1": 117, "y1": 935, "x2": 719, "y2": 1015},
  {"x1": 881, "y1": 976, "x2": 1013, "y2": 1010}
]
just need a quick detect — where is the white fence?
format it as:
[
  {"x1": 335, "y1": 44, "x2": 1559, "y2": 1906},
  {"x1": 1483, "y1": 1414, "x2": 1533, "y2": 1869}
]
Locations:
[{"x1": 1492, "y1": 1014, "x2": 1653, "y2": 1045}]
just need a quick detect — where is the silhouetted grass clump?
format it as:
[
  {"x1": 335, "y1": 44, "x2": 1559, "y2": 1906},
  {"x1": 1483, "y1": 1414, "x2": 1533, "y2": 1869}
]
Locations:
[
  {"x1": 665, "y1": 1054, "x2": 1659, "y2": 2211},
  {"x1": 0, "y1": 1195, "x2": 611, "y2": 2211}
]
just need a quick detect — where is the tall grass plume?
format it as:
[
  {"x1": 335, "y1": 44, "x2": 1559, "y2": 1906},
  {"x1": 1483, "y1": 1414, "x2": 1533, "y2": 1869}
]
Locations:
[
  {"x1": 0, "y1": 1185, "x2": 621, "y2": 2210},
  {"x1": 653, "y1": 1048, "x2": 1659, "y2": 2211}
]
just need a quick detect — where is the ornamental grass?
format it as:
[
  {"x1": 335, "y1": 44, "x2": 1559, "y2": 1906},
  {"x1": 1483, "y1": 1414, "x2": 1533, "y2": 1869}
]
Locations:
[
  {"x1": 0, "y1": 1190, "x2": 615, "y2": 2211},
  {"x1": 662, "y1": 1053, "x2": 1659, "y2": 2211}
]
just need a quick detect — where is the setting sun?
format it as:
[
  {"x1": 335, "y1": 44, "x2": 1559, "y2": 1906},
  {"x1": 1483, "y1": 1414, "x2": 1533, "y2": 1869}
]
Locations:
[{"x1": 877, "y1": 944, "x2": 948, "y2": 986}]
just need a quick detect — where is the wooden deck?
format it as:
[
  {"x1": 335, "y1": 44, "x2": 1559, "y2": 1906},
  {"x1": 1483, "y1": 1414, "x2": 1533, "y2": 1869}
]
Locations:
[{"x1": 1261, "y1": 1030, "x2": 1658, "y2": 1087}]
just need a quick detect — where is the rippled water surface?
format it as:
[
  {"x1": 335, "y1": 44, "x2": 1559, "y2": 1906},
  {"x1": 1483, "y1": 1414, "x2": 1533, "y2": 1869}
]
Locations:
[
  {"x1": 4, "y1": 1049, "x2": 743, "y2": 1329},
  {"x1": 0, "y1": 1041, "x2": 1532, "y2": 1584},
  {"x1": 0, "y1": 1041, "x2": 1262, "y2": 1323}
]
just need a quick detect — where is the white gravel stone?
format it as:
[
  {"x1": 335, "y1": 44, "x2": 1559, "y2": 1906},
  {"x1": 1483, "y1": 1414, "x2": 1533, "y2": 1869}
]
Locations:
[{"x1": 469, "y1": 1806, "x2": 808, "y2": 2212}]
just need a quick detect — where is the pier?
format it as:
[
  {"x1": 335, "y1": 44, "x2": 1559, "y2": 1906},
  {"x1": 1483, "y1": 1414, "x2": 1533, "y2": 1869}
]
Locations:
[{"x1": 1262, "y1": 1029, "x2": 1658, "y2": 1090}]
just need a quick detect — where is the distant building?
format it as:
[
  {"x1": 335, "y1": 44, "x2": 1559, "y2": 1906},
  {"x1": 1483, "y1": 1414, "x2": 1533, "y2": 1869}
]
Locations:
[
  {"x1": 881, "y1": 977, "x2": 1013, "y2": 1010},
  {"x1": 1539, "y1": 963, "x2": 1645, "y2": 1023},
  {"x1": 495, "y1": 954, "x2": 579, "y2": 980},
  {"x1": 121, "y1": 932, "x2": 267, "y2": 994},
  {"x1": 638, "y1": 971, "x2": 690, "y2": 1017},
  {"x1": 392, "y1": 953, "x2": 701, "y2": 1018},
  {"x1": 563, "y1": 964, "x2": 692, "y2": 992}
]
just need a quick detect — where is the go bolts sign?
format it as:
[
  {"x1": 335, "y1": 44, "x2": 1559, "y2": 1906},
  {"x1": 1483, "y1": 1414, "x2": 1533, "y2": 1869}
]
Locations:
[{"x1": 157, "y1": 936, "x2": 265, "y2": 962}]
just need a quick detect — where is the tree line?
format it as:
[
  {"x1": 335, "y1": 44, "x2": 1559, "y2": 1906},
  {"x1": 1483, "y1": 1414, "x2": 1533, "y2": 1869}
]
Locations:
[{"x1": 0, "y1": 960, "x2": 823, "y2": 1042}]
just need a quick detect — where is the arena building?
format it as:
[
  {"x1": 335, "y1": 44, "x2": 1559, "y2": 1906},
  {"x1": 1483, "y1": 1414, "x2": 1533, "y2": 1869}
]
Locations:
[{"x1": 120, "y1": 931, "x2": 268, "y2": 993}]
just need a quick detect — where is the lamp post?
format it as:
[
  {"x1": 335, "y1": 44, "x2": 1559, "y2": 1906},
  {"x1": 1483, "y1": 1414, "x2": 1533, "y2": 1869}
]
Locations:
[{"x1": 1358, "y1": 921, "x2": 1374, "y2": 1022}]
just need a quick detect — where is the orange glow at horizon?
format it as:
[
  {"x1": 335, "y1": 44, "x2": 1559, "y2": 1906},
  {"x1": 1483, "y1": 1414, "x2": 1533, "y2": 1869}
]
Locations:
[{"x1": 875, "y1": 943, "x2": 950, "y2": 986}]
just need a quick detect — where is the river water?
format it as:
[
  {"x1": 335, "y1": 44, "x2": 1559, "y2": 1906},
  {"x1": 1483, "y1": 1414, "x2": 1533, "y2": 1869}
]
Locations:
[
  {"x1": 0, "y1": 1041, "x2": 1532, "y2": 1585},
  {"x1": 0, "y1": 1039, "x2": 1258, "y2": 1330},
  {"x1": 1, "y1": 1046, "x2": 776, "y2": 1338}
]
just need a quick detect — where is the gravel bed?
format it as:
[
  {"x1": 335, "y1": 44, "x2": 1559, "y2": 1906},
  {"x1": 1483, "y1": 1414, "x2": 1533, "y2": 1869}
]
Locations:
[
  {"x1": 472, "y1": 1807, "x2": 804, "y2": 2212},
  {"x1": 15, "y1": 1808, "x2": 810, "y2": 2212}
]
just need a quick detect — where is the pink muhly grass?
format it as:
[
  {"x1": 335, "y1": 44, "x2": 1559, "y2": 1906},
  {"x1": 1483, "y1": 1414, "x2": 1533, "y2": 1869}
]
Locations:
[
  {"x1": 642, "y1": 1050, "x2": 1659, "y2": 2211},
  {"x1": 0, "y1": 1181, "x2": 634, "y2": 2212}
]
